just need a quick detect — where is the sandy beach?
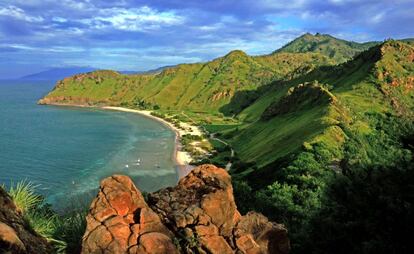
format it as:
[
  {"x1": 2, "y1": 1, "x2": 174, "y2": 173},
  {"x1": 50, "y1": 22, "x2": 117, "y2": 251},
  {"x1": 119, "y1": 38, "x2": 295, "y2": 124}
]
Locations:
[{"x1": 102, "y1": 106, "x2": 201, "y2": 179}]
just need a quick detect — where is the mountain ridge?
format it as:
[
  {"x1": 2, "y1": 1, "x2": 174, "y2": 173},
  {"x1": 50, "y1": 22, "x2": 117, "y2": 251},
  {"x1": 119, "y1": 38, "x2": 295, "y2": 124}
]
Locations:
[{"x1": 274, "y1": 33, "x2": 380, "y2": 63}]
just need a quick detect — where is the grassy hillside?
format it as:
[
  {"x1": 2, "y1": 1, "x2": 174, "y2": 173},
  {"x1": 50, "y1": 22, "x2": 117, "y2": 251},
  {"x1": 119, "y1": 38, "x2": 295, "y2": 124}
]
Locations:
[
  {"x1": 274, "y1": 33, "x2": 379, "y2": 63},
  {"x1": 227, "y1": 40, "x2": 413, "y2": 175},
  {"x1": 39, "y1": 48, "x2": 334, "y2": 114},
  {"x1": 218, "y1": 40, "x2": 414, "y2": 251}
]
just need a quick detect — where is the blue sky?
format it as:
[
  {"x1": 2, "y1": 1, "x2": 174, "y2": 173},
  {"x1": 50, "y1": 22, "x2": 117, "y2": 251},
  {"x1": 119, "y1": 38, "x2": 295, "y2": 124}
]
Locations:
[{"x1": 0, "y1": 0, "x2": 413, "y2": 78}]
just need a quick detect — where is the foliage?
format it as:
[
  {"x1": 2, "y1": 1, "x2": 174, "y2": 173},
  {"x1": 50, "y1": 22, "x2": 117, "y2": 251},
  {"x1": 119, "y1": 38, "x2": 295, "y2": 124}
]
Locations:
[
  {"x1": 4, "y1": 182, "x2": 87, "y2": 253},
  {"x1": 8, "y1": 181, "x2": 42, "y2": 213},
  {"x1": 306, "y1": 159, "x2": 414, "y2": 254},
  {"x1": 53, "y1": 211, "x2": 88, "y2": 254}
]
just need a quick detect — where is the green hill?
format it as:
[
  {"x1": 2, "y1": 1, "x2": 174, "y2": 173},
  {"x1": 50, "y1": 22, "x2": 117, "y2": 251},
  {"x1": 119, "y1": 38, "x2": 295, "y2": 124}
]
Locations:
[
  {"x1": 274, "y1": 33, "x2": 379, "y2": 63},
  {"x1": 39, "y1": 47, "x2": 334, "y2": 113},
  {"x1": 216, "y1": 41, "x2": 414, "y2": 249},
  {"x1": 228, "y1": 40, "x2": 413, "y2": 175}
]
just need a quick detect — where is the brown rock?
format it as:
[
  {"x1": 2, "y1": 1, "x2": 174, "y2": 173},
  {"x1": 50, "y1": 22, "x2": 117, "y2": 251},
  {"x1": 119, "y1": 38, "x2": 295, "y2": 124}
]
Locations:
[
  {"x1": 138, "y1": 232, "x2": 179, "y2": 254},
  {"x1": 82, "y1": 175, "x2": 177, "y2": 254},
  {"x1": 81, "y1": 165, "x2": 290, "y2": 254},
  {"x1": 199, "y1": 235, "x2": 234, "y2": 254},
  {"x1": 234, "y1": 212, "x2": 290, "y2": 254},
  {"x1": 0, "y1": 222, "x2": 26, "y2": 252}
]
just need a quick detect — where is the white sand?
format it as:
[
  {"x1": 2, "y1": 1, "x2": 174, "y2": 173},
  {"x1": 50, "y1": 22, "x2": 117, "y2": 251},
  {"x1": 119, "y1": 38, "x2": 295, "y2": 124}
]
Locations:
[{"x1": 102, "y1": 106, "x2": 201, "y2": 177}]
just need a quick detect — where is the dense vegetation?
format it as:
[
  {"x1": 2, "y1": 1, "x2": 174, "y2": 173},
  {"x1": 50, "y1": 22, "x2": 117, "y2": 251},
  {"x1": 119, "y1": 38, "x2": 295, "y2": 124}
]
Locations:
[{"x1": 39, "y1": 34, "x2": 414, "y2": 253}]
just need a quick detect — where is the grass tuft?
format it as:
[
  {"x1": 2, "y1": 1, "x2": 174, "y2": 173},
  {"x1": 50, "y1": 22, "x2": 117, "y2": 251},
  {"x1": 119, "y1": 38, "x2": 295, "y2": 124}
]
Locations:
[
  {"x1": 8, "y1": 180, "x2": 42, "y2": 213},
  {"x1": 3, "y1": 181, "x2": 87, "y2": 253}
]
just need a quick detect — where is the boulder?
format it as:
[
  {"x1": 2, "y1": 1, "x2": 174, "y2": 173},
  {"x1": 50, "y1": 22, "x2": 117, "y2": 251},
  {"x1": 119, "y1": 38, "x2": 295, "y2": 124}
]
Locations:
[
  {"x1": 81, "y1": 175, "x2": 178, "y2": 254},
  {"x1": 82, "y1": 164, "x2": 290, "y2": 254}
]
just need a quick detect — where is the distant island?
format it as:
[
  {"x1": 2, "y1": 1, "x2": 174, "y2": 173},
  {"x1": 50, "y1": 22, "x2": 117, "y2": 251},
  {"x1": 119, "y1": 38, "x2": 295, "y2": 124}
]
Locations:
[{"x1": 19, "y1": 66, "x2": 97, "y2": 81}]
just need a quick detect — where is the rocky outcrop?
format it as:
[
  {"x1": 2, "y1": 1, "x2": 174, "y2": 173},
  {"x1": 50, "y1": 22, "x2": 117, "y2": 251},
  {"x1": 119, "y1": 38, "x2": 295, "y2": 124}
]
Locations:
[
  {"x1": 0, "y1": 188, "x2": 53, "y2": 254},
  {"x1": 82, "y1": 164, "x2": 290, "y2": 254}
]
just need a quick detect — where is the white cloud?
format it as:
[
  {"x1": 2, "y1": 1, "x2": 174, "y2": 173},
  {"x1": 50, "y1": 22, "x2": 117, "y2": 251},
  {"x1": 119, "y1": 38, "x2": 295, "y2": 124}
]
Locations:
[
  {"x1": 52, "y1": 17, "x2": 67, "y2": 23},
  {"x1": 197, "y1": 23, "x2": 223, "y2": 31},
  {"x1": 0, "y1": 5, "x2": 44, "y2": 22},
  {"x1": 0, "y1": 43, "x2": 84, "y2": 53},
  {"x1": 259, "y1": 0, "x2": 307, "y2": 10},
  {"x1": 370, "y1": 12, "x2": 385, "y2": 24},
  {"x1": 82, "y1": 6, "x2": 185, "y2": 32}
]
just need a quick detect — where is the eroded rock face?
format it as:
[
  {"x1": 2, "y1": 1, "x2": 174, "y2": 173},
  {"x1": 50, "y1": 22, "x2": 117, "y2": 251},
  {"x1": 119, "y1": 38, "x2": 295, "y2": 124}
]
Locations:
[
  {"x1": 82, "y1": 175, "x2": 178, "y2": 254},
  {"x1": 82, "y1": 164, "x2": 290, "y2": 254},
  {"x1": 0, "y1": 187, "x2": 53, "y2": 254}
]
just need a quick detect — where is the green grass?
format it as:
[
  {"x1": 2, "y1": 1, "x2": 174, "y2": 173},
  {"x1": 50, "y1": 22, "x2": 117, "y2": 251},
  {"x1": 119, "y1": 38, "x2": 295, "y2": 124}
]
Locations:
[
  {"x1": 8, "y1": 181, "x2": 42, "y2": 213},
  {"x1": 203, "y1": 124, "x2": 240, "y2": 133},
  {"x1": 232, "y1": 105, "x2": 332, "y2": 167},
  {"x1": 3, "y1": 182, "x2": 87, "y2": 253},
  {"x1": 53, "y1": 211, "x2": 87, "y2": 254}
]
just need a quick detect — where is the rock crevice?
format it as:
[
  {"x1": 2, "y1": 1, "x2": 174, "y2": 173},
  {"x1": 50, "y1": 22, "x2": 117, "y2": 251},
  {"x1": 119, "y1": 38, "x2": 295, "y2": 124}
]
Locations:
[{"x1": 82, "y1": 164, "x2": 290, "y2": 254}]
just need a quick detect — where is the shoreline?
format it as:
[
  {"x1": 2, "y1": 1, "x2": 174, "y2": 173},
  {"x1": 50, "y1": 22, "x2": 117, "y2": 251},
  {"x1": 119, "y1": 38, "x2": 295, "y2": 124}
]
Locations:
[
  {"x1": 43, "y1": 103, "x2": 200, "y2": 179},
  {"x1": 102, "y1": 106, "x2": 198, "y2": 179}
]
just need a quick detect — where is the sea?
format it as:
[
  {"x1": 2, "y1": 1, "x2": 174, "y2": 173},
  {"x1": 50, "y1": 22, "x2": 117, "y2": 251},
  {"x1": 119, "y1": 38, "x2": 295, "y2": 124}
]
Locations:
[{"x1": 0, "y1": 80, "x2": 178, "y2": 211}]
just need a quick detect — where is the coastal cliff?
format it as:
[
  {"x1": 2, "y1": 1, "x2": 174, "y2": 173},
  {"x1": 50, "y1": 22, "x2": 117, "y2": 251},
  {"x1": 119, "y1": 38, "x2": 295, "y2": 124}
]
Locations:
[{"x1": 82, "y1": 164, "x2": 290, "y2": 254}]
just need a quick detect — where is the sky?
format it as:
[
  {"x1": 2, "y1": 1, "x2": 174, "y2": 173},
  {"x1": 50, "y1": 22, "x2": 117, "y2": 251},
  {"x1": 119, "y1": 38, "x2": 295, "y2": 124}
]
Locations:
[{"x1": 0, "y1": 0, "x2": 413, "y2": 78}]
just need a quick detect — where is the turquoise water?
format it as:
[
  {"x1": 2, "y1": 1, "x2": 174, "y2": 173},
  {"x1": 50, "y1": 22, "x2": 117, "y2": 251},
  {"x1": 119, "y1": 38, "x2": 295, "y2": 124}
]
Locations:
[{"x1": 0, "y1": 80, "x2": 178, "y2": 210}]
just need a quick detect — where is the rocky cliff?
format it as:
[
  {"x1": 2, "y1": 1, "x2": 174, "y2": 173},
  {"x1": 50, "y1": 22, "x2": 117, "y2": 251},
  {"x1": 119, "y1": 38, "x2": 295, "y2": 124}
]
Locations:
[
  {"x1": 82, "y1": 164, "x2": 290, "y2": 254},
  {"x1": 0, "y1": 187, "x2": 53, "y2": 253}
]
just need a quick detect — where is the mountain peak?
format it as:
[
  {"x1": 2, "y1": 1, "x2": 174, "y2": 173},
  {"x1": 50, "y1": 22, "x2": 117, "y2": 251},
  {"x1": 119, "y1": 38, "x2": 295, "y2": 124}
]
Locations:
[
  {"x1": 300, "y1": 32, "x2": 330, "y2": 39},
  {"x1": 224, "y1": 50, "x2": 249, "y2": 58},
  {"x1": 274, "y1": 33, "x2": 377, "y2": 63}
]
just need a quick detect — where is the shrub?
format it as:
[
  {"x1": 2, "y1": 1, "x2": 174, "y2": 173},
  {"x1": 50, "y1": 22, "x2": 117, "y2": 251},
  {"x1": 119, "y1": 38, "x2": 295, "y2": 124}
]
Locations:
[{"x1": 54, "y1": 211, "x2": 87, "y2": 254}]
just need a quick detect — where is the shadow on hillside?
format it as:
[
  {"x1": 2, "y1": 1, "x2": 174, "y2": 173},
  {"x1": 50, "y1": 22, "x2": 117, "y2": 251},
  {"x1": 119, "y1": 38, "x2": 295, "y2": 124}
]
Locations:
[
  {"x1": 219, "y1": 83, "x2": 276, "y2": 116},
  {"x1": 219, "y1": 45, "x2": 382, "y2": 118}
]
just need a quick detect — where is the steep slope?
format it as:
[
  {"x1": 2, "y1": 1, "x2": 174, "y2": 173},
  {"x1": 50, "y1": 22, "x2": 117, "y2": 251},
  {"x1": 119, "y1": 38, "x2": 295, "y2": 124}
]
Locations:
[
  {"x1": 228, "y1": 40, "x2": 414, "y2": 177},
  {"x1": 218, "y1": 41, "x2": 414, "y2": 251},
  {"x1": 274, "y1": 33, "x2": 378, "y2": 63},
  {"x1": 38, "y1": 48, "x2": 333, "y2": 113}
]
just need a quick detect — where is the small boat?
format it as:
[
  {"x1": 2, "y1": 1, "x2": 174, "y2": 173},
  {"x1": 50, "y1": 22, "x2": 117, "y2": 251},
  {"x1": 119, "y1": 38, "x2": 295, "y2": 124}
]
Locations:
[
  {"x1": 125, "y1": 164, "x2": 129, "y2": 168},
  {"x1": 137, "y1": 158, "x2": 141, "y2": 162}
]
